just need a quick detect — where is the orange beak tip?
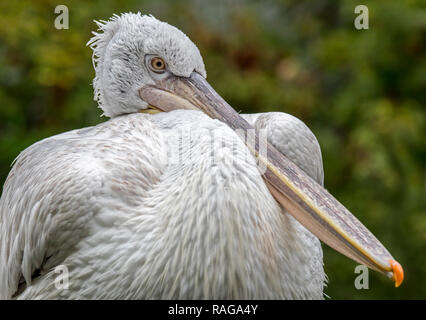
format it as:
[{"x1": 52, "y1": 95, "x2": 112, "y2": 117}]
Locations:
[{"x1": 389, "y1": 259, "x2": 404, "y2": 288}]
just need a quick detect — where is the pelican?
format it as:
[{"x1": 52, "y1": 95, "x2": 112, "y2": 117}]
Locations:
[{"x1": 0, "y1": 12, "x2": 403, "y2": 299}]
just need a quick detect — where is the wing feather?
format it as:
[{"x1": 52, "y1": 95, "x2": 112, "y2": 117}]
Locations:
[{"x1": 0, "y1": 113, "x2": 166, "y2": 298}]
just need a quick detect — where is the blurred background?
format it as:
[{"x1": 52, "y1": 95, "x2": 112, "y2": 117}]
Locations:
[{"x1": 0, "y1": 0, "x2": 425, "y2": 299}]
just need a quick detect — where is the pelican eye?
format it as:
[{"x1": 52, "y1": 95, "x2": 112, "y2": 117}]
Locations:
[{"x1": 150, "y1": 57, "x2": 166, "y2": 73}]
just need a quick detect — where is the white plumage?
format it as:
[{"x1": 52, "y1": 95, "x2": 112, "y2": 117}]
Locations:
[{"x1": 0, "y1": 13, "x2": 327, "y2": 299}]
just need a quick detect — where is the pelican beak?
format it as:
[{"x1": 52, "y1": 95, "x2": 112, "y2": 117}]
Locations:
[{"x1": 139, "y1": 71, "x2": 404, "y2": 287}]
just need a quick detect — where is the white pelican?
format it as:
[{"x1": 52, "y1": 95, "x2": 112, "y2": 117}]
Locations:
[{"x1": 0, "y1": 12, "x2": 403, "y2": 299}]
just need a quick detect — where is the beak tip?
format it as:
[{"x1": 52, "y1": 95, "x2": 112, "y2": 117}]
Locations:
[{"x1": 389, "y1": 259, "x2": 404, "y2": 288}]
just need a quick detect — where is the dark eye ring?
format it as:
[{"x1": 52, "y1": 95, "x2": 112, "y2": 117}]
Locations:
[{"x1": 150, "y1": 57, "x2": 166, "y2": 73}]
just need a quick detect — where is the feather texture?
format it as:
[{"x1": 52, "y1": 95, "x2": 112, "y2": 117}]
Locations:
[{"x1": 0, "y1": 110, "x2": 325, "y2": 299}]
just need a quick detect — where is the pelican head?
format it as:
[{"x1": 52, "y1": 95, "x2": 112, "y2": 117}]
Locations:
[
  {"x1": 88, "y1": 12, "x2": 403, "y2": 286},
  {"x1": 88, "y1": 13, "x2": 206, "y2": 118}
]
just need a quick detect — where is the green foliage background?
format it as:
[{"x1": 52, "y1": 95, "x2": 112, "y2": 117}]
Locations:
[{"x1": 0, "y1": 0, "x2": 425, "y2": 299}]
